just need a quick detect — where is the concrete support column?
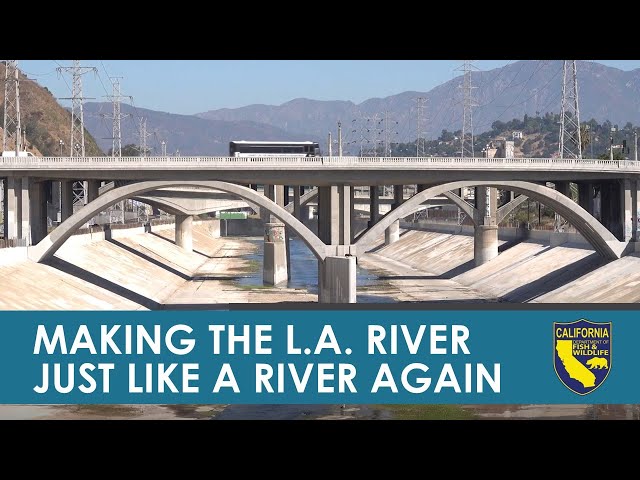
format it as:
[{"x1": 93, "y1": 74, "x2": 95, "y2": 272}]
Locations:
[
  {"x1": 86, "y1": 180, "x2": 100, "y2": 203},
  {"x1": 339, "y1": 185, "x2": 351, "y2": 247},
  {"x1": 318, "y1": 185, "x2": 339, "y2": 245},
  {"x1": 600, "y1": 180, "x2": 622, "y2": 240},
  {"x1": 263, "y1": 222, "x2": 288, "y2": 286},
  {"x1": 350, "y1": 186, "x2": 357, "y2": 243},
  {"x1": 393, "y1": 185, "x2": 404, "y2": 209},
  {"x1": 29, "y1": 180, "x2": 47, "y2": 245},
  {"x1": 175, "y1": 214, "x2": 193, "y2": 252},
  {"x1": 318, "y1": 185, "x2": 351, "y2": 246},
  {"x1": 633, "y1": 180, "x2": 639, "y2": 242},
  {"x1": 293, "y1": 186, "x2": 301, "y2": 220},
  {"x1": 474, "y1": 225, "x2": 499, "y2": 266},
  {"x1": 61, "y1": 180, "x2": 74, "y2": 222},
  {"x1": 385, "y1": 220, "x2": 400, "y2": 245},
  {"x1": 51, "y1": 181, "x2": 61, "y2": 222},
  {"x1": 368, "y1": 186, "x2": 380, "y2": 228},
  {"x1": 578, "y1": 182, "x2": 595, "y2": 215},
  {"x1": 3, "y1": 177, "x2": 19, "y2": 240},
  {"x1": 474, "y1": 186, "x2": 498, "y2": 266},
  {"x1": 475, "y1": 186, "x2": 497, "y2": 222},
  {"x1": 621, "y1": 178, "x2": 633, "y2": 241},
  {"x1": 20, "y1": 177, "x2": 31, "y2": 245},
  {"x1": 555, "y1": 181, "x2": 571, "y2": 198},
  {"x1": 318, "y1": 255, "x2": 356, "y2": 303}
]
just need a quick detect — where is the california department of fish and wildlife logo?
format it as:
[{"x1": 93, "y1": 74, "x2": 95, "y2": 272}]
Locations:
[{"x1": 554, "y1": 319, "x2": 611, "y2": 395}]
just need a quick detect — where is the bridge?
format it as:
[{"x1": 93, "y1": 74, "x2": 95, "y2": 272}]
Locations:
[{"x1": 2, "y1": 155, "x2": 639, "y2": 303}]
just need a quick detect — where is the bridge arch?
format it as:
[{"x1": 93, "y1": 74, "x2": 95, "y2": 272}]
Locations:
[
  {"x1": 28, "y1": 181, "x2": 328, "y2": 263},
  {"x1": 355, "y1": 180, "x2": 625, "y2": 260},
  {"x1": 287, "y1": 186, "x2": 479, "y2": 225}
]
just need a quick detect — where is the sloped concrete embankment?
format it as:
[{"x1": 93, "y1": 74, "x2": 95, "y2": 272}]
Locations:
[
  {"x1": 367, "y1": 226, "x2": 640, "y2": 302},
  {"x1": 0, "y1": 220, "x2": 271, "y2": 310}
]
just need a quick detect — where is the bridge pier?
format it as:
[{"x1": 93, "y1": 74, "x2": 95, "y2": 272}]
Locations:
[
  {"x1": 474, "y1": 186, "x2": 498, "y2": 266},
  {"x1": 260, "y1": 184, "x2": 288, "y2": 285},
  {"x1": 555, "y1": 181, "x2": 572, "y2": 198},
  {"x1": 29, "y1": 180, "x2": 48, "y2": 245},
  {"x1": 368, "y1": 186, "x2": 380, "y2": 228},
  {"x1": 600, "y1": 180, "x2": 623, "y2": 239},
  {"x1": 61, "y1": 180, "x2": 74, "y2": 221},
  {"x1": 385, "y1": 220, "x2": 400, "y2": 245},
  {"x1": 263, "y1": 222, "x2": 288, "y2": 285},
  {"x1": 318, "y1": 185, "x2": 351, "y2": 245},
  {"x1": 3, "y1": 177, "x2": 19, "y2": 241},
  {"x1": 86, "y1": 180, "x2": 100, "y2": 203},
  {"x1": 318, "y1": 255, "x2": 356, "y2": 303},
  {"x1": 293, "y1": 186, "x2": 301, "y2": 220},
  {"x1": 384, "y1": 185, "x2": 405, "y2": 245},
  {"x1": 578, "y1": 182, "x2": 595, "y2": 215},
  {"x1": 175, "y1": 214, "x2": 193, "y2": 252}
]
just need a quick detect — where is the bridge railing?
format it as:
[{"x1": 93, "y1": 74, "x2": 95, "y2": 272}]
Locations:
[{"x1": 1, "y1": 155, "x2": 640, "y2": 170}]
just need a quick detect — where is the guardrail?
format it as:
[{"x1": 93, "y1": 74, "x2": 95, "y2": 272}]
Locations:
[{"x1": 1, "y1": 156, "x2": 639, "y2": 171}]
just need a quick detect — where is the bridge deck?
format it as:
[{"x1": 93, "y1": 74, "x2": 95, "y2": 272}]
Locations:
[{"x1": 1, "y1": 156, "x2": 638, "y2": 172}]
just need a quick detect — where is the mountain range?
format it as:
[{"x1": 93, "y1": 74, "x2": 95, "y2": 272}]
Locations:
[{"x1": 78, "y1": 60, "x2": 640, "y2": 155}]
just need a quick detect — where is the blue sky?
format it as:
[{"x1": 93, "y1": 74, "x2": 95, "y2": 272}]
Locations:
[{"x1": 18, "y1": 60, "x2": 640, "y2": 116}]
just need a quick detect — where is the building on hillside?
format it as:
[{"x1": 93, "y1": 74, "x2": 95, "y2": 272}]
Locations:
[
  {"x1": 483, "y1": 138, "x2": 515, "y2": 159},
  {"x1": 512, "y1": 131, "x2": 523, "y2": 140}
]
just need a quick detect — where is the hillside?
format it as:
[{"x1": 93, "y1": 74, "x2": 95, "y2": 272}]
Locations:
[
  {"x1": 196, "y1": 61, "x2": 640, "y2": 148},
  {"x1": 82, "y1": 103, "x2": 319, "y2": 156},
  {"x1": 0, "y1": 62, "x2": 103, "y2": 156}
]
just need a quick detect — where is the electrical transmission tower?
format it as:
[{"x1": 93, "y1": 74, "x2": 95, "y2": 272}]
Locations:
[
  {"x1": 138, "y1": 117, "x2": 152, "y2": 157},
  {"x1": 456, "y1": 60, "x2": 478, "y2": 158},
  {"x1": 3, "y1": 60, "x2": 22, "y2": 153},
  {"x1": 382, "y1": 110, "x2": 398, "y2": 157},
  {"x1": 356, "y1": 114, "x2": 376, "y2": 156},
  {"x1": 102, "y1": 77, "x2": 131, "y2": 223},
  {"x1": 103, "y1": 77, "x2": 131, "y2": 158},
  {"x1": 415, "y1": 97, "x2": 427, "y2": 156},
  {"x1": 57, "y1": 60, "x2": 97, "y2": 205},
  {"x1": 57, "y1": 60, "x2": 97, "y2": 157},
  {"x1": 558, "y1": 60, "x2": 582, "y2": 159}
]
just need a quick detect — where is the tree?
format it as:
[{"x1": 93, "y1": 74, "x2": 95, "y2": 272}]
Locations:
[{"x1": 580, "y1": 124, "x2": 591, "y2": 153}]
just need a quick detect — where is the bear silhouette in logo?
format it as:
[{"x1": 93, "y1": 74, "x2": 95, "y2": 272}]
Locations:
[{"x1": 586, "y1": 357, "x2": 608, "y2": 370}]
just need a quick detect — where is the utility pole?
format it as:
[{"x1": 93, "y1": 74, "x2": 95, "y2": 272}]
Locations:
[
  {"x1": 3, "y1": 60, "x2": 22, "y2": 154},
  {"x1": 558, "y1": 60, "x2": 582, "y2": 159},
  {"x1": 610, "y1": 128, "x2": 614, "y2": 161},
  {"x1": 338, "y1": 121, "x2": 343, "y2": 157},
  {"x1": 635, "y1": 130, "x2": 638, "y2": 162},
  {"x1": 456, "y1": 60, "x2": 478, "y2": 158},
  {"x1": 57, "y1": 60, "x2": 97, "y2": 206},
  {"x1": 415, "y1": 96, "x2": 427, "y2": 156},
  {"x1": 328, "y1": 131, "x2": 332, "y2": 157}
]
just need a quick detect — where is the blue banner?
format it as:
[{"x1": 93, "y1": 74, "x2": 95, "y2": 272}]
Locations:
[{"x1": 0, "y1": 310, "x2": 635, "y2": 404}]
